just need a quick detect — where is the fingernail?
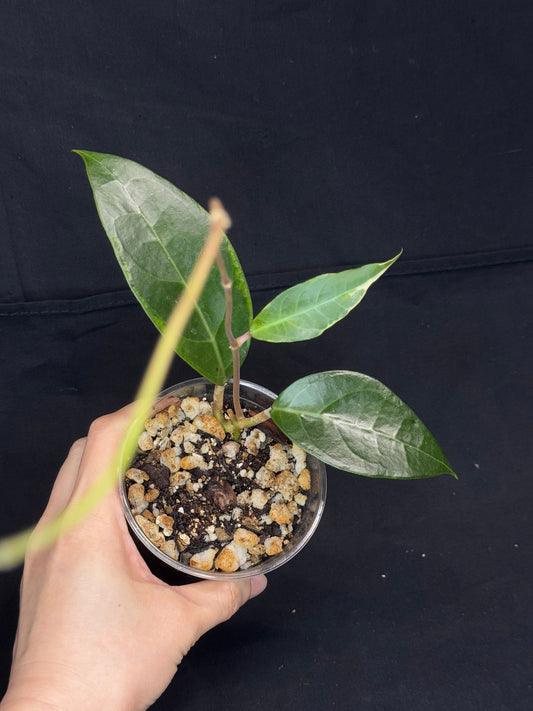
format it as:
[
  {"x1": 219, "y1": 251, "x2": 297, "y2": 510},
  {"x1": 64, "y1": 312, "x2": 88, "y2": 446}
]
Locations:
[{"x1": 249, "y1": 574, "x2": 268, "y2": 599}]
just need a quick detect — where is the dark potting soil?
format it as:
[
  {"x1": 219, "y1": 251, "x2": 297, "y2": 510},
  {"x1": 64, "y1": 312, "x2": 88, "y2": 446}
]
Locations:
[{"x1": 124, "y1": 396, "x2": 312, "y2": 573}]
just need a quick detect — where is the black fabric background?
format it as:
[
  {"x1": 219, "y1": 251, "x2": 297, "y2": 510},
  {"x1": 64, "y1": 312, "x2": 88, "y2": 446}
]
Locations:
[{"x1": 1, "y1": 2, "x2": 531, "y2": 709}]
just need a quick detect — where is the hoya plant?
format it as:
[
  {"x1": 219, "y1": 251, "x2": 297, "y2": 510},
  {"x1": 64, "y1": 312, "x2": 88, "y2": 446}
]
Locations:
[{"x1": 77, "y1": 150, "x2": 456, "y2": 481}]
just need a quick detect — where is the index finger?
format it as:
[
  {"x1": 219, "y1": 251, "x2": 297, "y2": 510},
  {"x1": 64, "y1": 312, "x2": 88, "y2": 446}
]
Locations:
[{"x1": 68, "y1": 403, "x2": 137, "y2": 506}]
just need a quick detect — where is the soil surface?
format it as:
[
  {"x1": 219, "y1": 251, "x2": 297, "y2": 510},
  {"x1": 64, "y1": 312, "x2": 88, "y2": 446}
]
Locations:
[{"x1": 124, "y1": 395, "x2": 311, "y2": 573}]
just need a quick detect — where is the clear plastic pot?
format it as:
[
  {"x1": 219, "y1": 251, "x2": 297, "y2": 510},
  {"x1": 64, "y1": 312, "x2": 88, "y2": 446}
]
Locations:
[{"x1": 120, "y1": 378, "x2": 327, "y2": 580}]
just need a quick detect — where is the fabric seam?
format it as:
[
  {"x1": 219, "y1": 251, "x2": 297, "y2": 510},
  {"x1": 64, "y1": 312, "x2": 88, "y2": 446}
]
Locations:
[{"x1": 1, "y1": 247, "x2": 532, "y2": 316}]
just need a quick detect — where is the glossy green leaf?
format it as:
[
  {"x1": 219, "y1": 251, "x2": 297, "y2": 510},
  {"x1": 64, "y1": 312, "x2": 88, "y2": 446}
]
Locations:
[
  {"x1": 271, "y1": 371, "x2": 456, "y2": 479},
  {"x1": 250, "y1": 255, "x2": 400, "y2": 342},
  {"x1": 76, "y1": 151, "x2": 252, "y2": 385}
]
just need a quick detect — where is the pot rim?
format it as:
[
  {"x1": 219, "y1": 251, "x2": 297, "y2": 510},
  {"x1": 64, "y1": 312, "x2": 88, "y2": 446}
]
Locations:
[{"x1": 120, "y1": 377, "x2": 327, "y2": 580}]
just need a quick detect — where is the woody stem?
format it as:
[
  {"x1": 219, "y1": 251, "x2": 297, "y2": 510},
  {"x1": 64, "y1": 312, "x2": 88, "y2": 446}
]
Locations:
[{"x1": 215, "y1": 251, "x2": 245, "y2": 421}]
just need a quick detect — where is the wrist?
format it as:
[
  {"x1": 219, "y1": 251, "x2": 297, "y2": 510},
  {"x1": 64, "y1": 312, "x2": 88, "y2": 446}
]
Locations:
[
  {"x1": 0, "y1": 690, "x2": 68, "y2": 711},
  {"x1": 1, "y1": 670, "x2": 134, "y2": 711},
  {"x1": 1, "y1": 687, "x2": 76, "y2": 711},
  {"x1": 1, "y1": 698, "x2": 62, "y2": 711}
]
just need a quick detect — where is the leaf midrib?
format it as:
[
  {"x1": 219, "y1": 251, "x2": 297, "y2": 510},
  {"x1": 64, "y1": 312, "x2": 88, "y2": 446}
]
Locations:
[
  {"x1": 296, "y1": 410, "x2": 382, "y2": 471},
  {"x1": 274, "y1": 404, "x2": 449, "y2": 469},
  {"x1": 252, "y1": 274, "x2": 375, "y2": 334}
]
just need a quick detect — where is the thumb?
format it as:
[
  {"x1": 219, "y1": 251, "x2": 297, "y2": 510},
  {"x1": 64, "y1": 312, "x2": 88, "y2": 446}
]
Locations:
[{"x1": 176, "y1": 575, "x2": 268, "y2": 637}]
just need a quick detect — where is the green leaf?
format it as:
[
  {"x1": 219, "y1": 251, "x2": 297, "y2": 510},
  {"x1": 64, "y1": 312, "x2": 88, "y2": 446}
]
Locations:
[
  {"x1": 271, "y1": 371, "x2": 456, "y2": 479},
  {"x1": 76, "y1": 151, "x2": 252, "y2": 385},
  {"x1": 250, "y1": 255, "x2": 400, "y2": 342}
]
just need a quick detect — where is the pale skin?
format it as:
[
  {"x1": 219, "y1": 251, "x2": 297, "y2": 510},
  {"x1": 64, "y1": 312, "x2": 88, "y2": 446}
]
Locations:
[{"x1": 0, "y1": 405, "x2": 267, "y2": 711}]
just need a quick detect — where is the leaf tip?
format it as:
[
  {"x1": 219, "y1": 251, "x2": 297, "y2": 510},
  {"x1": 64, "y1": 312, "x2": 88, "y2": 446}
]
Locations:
[
  {"x1": 390, "y1": 248, "x2": 403, "y2": 265},
  {"x1": 72, "y1": 149, "x2": 92, "y2": 164},
  {"x1": 73, "y1": 150, "x2": 106, "y2": 168}
]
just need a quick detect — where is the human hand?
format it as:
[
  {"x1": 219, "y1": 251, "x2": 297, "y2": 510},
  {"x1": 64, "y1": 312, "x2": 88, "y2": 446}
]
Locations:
[{"x1": 1, "y1": 405, "x2": 267, "y2": 711}]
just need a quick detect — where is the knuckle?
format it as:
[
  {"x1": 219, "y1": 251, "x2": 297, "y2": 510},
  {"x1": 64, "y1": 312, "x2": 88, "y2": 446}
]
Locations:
[
  {"x1": 87, "y1": 413, "x2": 114, "y2": 438},
  {"x1": 69, "y1": 437, "x2": 87, "y2": 456},
  {"x1": 219, "y1": 582, "x2": 246, "y2": 620},
  {"x1": 87, "y1": 407, "x2": 131, "y2": 442}
]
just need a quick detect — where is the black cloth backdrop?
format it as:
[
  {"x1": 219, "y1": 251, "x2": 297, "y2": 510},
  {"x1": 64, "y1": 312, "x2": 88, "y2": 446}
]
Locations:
[{"x1": 1, "y1": 2, "x2": 532, "y2": 709}]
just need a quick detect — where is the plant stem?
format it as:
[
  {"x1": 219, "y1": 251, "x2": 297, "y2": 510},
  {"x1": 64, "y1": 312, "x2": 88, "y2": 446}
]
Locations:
[
  {"x1": 235, "y1": 331, "x2": 251, "y2": 348},
  {"x1": 215, "y1": 250, "x2": 245, "y2": 421},
  {"x1": 214, "y1": 224, "x2": 274, "y2": 436},
  {"x1": 237, "y1": 407, "x2": 272, "y2": 429},
  {"x1": 212, "y1": 383, "x2": 225, "y2": 424}
]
